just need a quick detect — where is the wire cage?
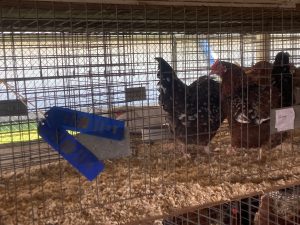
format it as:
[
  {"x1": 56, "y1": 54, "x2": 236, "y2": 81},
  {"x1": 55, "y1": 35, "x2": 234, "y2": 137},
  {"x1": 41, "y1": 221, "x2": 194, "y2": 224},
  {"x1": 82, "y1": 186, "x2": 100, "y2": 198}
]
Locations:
[
  {"x1": 163, "y1": 185, "x2": 300, "y2": 225},
  {"x1": 1, "y1": 1, "x2": 300, "y2": 224}
]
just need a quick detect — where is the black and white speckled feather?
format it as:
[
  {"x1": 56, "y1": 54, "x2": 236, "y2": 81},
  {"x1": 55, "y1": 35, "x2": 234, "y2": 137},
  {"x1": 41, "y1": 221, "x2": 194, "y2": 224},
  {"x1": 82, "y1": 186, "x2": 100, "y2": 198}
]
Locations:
[
  {"x1": 230, "y1": 85, "x2": 271, "y2": 126},
  {"x1": 156, "y1": 57, "x2": 224, "y2": 145}
]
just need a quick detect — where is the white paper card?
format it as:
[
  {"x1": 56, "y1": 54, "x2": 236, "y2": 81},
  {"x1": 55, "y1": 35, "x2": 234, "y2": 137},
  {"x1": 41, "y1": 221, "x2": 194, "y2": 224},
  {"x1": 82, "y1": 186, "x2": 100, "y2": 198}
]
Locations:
[
  {"x1": 275, "y1": 107, "x2": 295, "y2": 132},
  {"x1": 76, "y1": 128, "x2": 131, "y2": 160}
]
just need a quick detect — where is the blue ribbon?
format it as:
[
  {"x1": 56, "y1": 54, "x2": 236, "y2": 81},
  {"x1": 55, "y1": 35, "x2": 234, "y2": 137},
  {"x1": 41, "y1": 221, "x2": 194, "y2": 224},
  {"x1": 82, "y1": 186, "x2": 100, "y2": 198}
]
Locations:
[
  {"x1": 38, "y1": 120, "x2": 104, "y2": 181},
  {"x1": 46, "y1": 107, "x2": 125, "y2": 140},
  {"x1": 37, "y1": 106, "x2": 125, "y2": 181}
]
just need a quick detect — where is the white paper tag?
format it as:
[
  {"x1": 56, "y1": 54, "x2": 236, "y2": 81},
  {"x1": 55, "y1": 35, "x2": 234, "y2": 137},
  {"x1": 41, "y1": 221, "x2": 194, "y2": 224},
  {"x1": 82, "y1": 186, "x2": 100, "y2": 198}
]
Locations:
[
  {"x1": 275, "y1": 107, "x2": 295, "y2": 132},
  {"x1": 76, "y1": 128, "x2": 131, "y2": 160}
]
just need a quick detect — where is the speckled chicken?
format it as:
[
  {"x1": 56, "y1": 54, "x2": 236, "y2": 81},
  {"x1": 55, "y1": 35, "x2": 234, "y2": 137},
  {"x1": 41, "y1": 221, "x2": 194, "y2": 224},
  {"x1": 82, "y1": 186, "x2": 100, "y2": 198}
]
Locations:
[
  {"x1": 210, "y1": 60, "x2": 281, "y2": 150},
  {"x1": 254, "y1": 193, "x2": 300, "y2": 225},
  {"x1": 156, "y1": 57, "x2": 224, "y2": 153}
]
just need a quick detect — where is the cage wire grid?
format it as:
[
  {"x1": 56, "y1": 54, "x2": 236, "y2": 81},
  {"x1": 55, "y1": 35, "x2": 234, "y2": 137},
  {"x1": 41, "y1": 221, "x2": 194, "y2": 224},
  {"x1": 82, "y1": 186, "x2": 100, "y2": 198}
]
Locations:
[
  {"x1": 1, "y1": 1, "x2": 300, "y2": 225},
  {"x1": 163, "y1": 185, "x2": 300, "y2": 225}
]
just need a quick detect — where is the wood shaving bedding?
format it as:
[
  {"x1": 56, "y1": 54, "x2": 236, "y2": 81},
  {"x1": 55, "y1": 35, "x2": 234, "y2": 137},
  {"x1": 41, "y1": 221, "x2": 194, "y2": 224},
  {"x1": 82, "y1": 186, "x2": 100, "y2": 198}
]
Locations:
[{"x1": 1, "y1": 128, "x2": 300, "y2": 225}]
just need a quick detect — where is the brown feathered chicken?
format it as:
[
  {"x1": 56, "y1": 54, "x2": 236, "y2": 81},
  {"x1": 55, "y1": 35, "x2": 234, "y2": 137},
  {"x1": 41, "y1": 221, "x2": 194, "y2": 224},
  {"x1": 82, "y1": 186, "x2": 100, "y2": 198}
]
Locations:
[
  {"x1": 210, "y1": 60, "x2": 281, "y2": 153},
  {"x1": 292, "y1": 65, "x2": 300, "y2": 87},
  {"x1": 245, "y1": 61, "x2": 273, "y2": 86},
  {"x1": 291, "y1": 65, "x2": 300, "y2": 104},
  {"x1": 245, "y1": 53, "x2": 293, "y2": 107}
]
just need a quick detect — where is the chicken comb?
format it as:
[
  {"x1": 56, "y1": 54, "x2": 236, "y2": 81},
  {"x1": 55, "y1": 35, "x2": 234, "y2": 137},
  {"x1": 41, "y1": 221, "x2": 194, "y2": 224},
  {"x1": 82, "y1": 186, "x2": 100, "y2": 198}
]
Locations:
[{"x1": 210, "y1": 59, "x2": 221, "y2": 70}]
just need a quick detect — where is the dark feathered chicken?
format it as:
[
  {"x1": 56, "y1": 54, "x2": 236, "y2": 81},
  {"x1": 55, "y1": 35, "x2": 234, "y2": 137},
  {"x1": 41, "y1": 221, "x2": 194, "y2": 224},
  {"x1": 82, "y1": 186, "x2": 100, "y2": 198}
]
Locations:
[
  {"x1": 210, "y1": 60, "x2": 281, "y2": 150},
  {"x1": 271, "y1": 51, "x2": 293, "y2": 107},
  {"x1": 156, "y1": 57, "x2": 224, "y2": 153}
]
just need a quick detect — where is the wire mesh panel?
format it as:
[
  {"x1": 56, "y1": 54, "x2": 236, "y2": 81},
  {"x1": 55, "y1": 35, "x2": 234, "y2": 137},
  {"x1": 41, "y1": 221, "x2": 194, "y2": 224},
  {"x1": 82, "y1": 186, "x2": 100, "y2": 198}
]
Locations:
[
  {"x1": 163, "y1": 185, "x2": 300, "y2": 225},
  {"x1": 1, "y1": 1, "x2": 300, "y2": 225}
]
